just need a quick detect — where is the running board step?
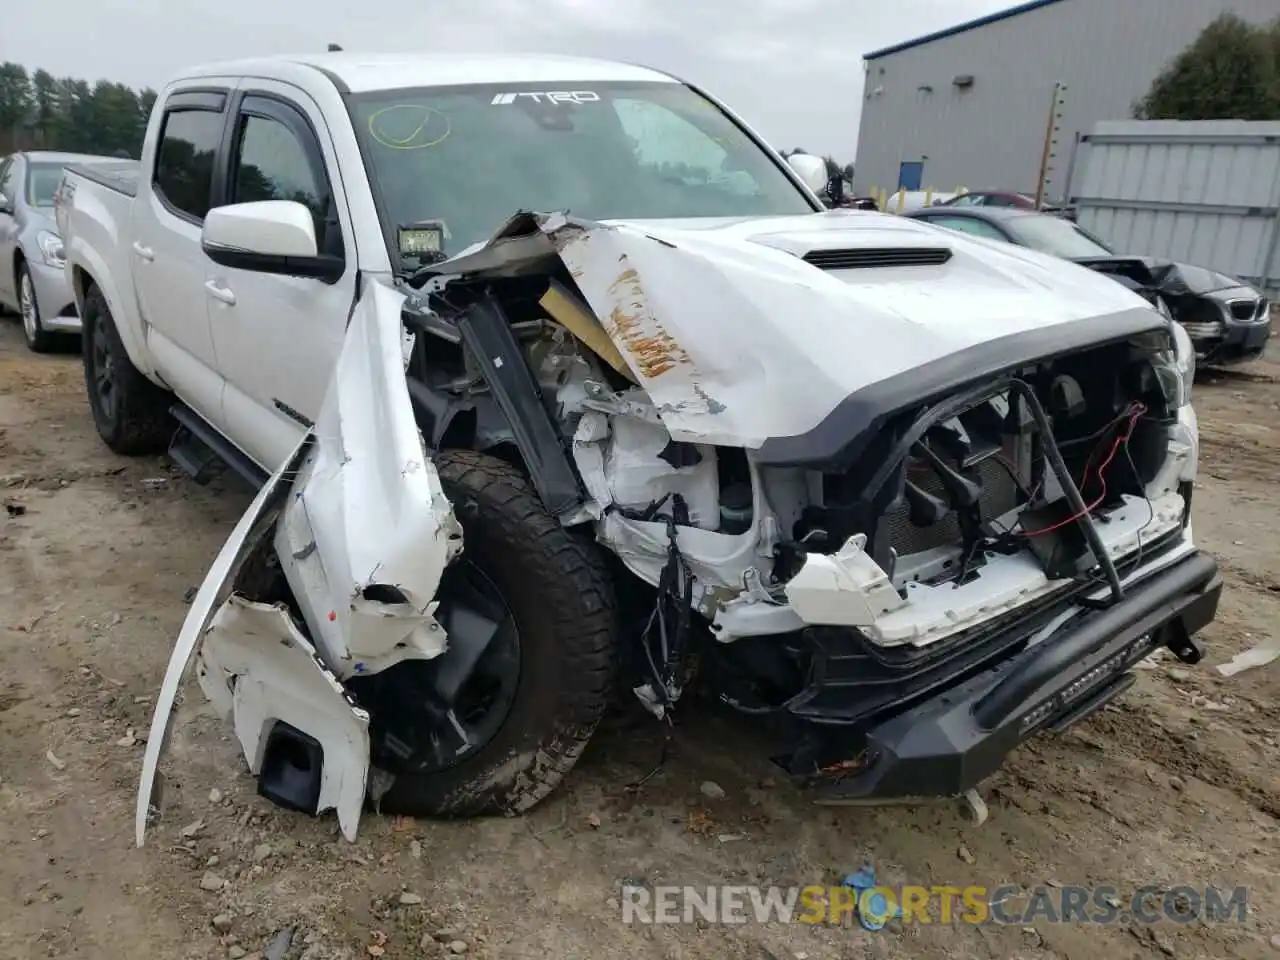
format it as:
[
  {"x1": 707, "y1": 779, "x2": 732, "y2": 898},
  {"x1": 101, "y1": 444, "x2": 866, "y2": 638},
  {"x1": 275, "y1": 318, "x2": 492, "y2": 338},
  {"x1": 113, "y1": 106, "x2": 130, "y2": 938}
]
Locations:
[{"x1": 168, "y1": 405, "x2": 269, "y2": 490}]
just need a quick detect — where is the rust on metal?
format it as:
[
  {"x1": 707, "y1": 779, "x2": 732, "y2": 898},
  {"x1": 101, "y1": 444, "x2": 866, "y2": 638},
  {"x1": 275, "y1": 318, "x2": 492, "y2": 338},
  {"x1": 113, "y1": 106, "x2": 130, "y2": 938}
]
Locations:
[{"x1": 604, "y1": 262, "x2": 692, "y2": 380}]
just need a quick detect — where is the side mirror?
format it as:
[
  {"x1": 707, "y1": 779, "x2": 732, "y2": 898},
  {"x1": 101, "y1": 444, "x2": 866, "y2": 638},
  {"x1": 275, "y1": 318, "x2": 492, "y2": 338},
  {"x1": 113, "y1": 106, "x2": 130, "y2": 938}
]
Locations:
[
  {"x1": 0, "y1": 192, "x2": 13, "y2": 215},
  {"x1": 201, "y1": 200, "x2": 343, "y2": 282},
  {"x1": 786, "y1": 153, "x2": 830, "y2": 196}
]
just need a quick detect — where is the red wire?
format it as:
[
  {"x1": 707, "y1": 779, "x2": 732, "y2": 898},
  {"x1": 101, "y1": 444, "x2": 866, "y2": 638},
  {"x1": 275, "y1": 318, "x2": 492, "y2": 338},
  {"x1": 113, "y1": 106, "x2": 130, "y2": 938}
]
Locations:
[{"x1": 1019, "y1": 402, "x2": 1146, "y2": 538}]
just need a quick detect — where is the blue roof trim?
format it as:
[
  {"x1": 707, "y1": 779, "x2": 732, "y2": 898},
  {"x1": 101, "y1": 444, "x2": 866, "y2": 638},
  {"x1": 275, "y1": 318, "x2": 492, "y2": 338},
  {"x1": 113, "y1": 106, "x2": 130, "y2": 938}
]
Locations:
[{"x1": 864, "y1": 0, "x2": 1068, "y2": 61}]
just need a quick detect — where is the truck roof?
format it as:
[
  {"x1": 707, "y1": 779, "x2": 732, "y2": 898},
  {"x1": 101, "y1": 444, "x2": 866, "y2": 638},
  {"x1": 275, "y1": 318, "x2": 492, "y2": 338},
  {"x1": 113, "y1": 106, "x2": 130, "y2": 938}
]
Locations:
[{"x1": 179, "y1": 51, "x2": 681, "y2": 94}]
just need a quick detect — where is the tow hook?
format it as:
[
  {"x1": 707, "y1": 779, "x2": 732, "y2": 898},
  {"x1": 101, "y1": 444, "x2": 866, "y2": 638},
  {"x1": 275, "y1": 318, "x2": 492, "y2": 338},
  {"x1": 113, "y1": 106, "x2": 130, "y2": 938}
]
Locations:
[{"x1": 1164, "y1": 619, "x2": 1204, "y2": 664}]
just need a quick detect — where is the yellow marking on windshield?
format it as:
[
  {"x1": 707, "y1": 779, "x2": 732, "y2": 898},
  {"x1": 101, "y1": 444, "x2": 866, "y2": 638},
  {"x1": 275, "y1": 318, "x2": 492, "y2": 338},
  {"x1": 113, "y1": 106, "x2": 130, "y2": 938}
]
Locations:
[{"x1": 368, "y1": 105, "x2": 451, "y2": 150}]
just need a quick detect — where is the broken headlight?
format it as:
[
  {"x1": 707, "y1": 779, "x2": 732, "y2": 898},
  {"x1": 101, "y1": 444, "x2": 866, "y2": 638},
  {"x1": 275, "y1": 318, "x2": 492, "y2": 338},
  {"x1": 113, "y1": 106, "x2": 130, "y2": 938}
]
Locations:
[
  {"x1": 1169, "y1": 320, "x2": 1195, "y2": 406},
  {"x1": 1148, "y1": 320, "x2": 1194, "y2": 409},
  {"x1": 38, "y1": 230, "x2": 65, "y2": 268}
]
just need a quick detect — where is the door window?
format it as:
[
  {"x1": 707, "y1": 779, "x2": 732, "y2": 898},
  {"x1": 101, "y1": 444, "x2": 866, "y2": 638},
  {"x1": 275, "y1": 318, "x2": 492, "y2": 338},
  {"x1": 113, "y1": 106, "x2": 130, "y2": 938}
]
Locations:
[
  {"x1": 154, "y1": 106, "x2": 225, "y2": 221},
  {"x1": 926, "y1": 216, "x2": 1010, "y2": 242},
  {"x1": 230, "y1": 99, "x2": 342, "y2": 258}
]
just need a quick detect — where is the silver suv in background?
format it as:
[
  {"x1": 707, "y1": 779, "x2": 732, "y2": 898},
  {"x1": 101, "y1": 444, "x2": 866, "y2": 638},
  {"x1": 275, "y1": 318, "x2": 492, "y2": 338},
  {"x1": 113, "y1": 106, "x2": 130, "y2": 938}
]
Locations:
[{"x1": 0, "y1": 151, "x2": 121, "y2": 352}]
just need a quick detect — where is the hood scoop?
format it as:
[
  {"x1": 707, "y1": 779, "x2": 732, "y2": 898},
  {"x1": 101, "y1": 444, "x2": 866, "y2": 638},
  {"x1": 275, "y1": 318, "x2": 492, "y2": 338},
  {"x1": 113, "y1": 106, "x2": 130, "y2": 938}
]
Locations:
[{"x1": 802, "y1": 247, "x2": 953, "y2": 270}]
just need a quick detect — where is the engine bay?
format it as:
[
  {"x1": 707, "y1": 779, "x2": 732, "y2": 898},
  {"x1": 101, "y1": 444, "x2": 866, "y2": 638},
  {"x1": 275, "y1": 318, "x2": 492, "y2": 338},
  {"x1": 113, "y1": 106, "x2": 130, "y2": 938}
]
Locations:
[{"x1": 402, "y1": 218, "x2": 1197, "y2": 728}]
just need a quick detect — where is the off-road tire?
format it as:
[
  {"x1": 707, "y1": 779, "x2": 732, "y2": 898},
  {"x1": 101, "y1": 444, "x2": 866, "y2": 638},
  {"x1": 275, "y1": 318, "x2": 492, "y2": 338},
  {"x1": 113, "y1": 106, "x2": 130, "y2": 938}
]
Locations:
[
  {"x1": 81, "y1": 284, "x2": 173, "y2": 455},
  {"x1": 18, "y1": 262, "x2": 58, "y2": 353},
  {"x1": 375, "y1": 449, "x2": 618, "y2": 818}
]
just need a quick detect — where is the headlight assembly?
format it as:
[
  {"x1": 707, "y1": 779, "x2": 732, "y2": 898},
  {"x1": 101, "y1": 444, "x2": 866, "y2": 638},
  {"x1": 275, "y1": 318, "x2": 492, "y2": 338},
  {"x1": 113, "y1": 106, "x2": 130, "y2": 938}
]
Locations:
[
  {"x1": 1171, "y1": 320, "x2": 1195, "y2": 401},
  {"x1": 37, "y1": 230, "x2": 65, "y2": 267}
]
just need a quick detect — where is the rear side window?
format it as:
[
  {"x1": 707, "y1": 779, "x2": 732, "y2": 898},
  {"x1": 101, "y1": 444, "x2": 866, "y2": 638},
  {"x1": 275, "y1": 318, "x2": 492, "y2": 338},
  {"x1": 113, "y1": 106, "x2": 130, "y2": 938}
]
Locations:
[{"x1": 154, "y1": 99, "x2": 226, "y2": 221}]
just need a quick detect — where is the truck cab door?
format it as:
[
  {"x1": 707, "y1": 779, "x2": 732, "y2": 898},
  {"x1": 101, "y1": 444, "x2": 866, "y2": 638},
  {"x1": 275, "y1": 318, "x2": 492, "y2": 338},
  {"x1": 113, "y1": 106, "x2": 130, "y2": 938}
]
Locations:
[
  {"x1": 131, "y1": 82, "x2": 239, "y2": 426},
  {"x1": 207, "y1": 83, "x2": 357, "y2": 473}
]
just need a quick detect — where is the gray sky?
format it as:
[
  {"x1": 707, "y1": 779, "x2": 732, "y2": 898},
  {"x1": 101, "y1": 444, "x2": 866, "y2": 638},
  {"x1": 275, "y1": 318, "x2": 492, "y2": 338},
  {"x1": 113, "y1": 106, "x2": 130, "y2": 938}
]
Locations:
[{"x1": 2, "y1": 0, "x2": 1012, "y2": 160}]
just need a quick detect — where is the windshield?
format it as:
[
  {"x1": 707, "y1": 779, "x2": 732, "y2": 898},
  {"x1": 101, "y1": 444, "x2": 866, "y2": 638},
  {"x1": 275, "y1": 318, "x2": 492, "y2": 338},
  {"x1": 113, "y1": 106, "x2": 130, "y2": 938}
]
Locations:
[
  {"x1": 349, "y1": 81, "x2": 814, "y2": 263},
  {"x1": 1005, "y1": 214, "x2": 1112, "y2": 259},
  {"x1": 1168, "y1": 263, "x2": 1244, "y2": 295},
  {"x1": 27, "y1": 163, "x2": 67, "y2": 208}
]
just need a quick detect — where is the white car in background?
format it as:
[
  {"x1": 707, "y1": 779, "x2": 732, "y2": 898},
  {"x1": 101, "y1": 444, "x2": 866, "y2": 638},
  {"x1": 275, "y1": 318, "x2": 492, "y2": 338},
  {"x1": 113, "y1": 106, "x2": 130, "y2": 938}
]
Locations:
[{"x1": 0, "y1": 151, "x2": 114, "y2": 351}]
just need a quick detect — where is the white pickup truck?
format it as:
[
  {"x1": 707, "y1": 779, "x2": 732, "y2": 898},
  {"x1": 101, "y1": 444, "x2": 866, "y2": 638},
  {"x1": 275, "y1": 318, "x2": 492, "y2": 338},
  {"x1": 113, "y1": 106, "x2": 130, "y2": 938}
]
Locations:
[{"x1": 57, "y1": 52, "x2": 1220, "y2": 844}]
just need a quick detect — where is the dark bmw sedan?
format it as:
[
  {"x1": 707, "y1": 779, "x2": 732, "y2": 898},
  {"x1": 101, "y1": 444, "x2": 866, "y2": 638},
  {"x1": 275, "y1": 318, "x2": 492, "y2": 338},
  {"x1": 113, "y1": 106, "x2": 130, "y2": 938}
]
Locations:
[{"x1": 905, "y1": 207, "x2": 1270, "y2": 366}]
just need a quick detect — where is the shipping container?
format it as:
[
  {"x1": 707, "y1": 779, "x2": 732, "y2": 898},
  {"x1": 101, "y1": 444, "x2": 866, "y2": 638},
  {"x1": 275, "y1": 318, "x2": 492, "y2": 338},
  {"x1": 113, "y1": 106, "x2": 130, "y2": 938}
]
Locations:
[{"x1": 1072, "y1": 120, "x2": 1280, "y2": 295}]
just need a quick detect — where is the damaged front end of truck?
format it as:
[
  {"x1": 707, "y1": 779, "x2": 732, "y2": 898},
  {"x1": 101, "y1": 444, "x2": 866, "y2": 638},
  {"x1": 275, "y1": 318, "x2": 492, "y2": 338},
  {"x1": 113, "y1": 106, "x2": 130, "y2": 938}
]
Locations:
[{"x1": 138, "y1": 209, "x2": 1222, "y2": 844}]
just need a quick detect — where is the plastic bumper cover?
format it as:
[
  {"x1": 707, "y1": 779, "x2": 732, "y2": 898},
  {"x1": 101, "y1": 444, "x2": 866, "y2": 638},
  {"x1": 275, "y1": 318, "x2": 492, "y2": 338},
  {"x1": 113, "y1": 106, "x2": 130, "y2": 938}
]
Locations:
[
  {"x1": 1194, "y1": 316, "x2": 1270, "y2": 365},
  {"x1": 29, "y1": 260, "x2": 80, "y2": 332}
]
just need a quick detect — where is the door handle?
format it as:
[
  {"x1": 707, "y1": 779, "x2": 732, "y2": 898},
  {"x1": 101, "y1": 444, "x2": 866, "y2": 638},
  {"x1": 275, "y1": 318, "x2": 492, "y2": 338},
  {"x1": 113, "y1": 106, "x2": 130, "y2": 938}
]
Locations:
[
  {"x1": 132, "y1": 241, "x2": 155, "y2": 262},
  {"x1": 203, "y1": 280, "x2": 236, "y2": 305}
]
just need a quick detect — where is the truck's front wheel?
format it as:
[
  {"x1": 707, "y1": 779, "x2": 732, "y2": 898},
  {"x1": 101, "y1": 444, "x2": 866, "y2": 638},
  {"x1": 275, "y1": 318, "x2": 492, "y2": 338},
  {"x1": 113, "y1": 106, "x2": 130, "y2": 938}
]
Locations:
[
  {"x1": 81, "y1": 285, "x2": 173, "y2": 455},
  {"x1": 355, "y1": 450, "x2": 618, "y2": 818}
]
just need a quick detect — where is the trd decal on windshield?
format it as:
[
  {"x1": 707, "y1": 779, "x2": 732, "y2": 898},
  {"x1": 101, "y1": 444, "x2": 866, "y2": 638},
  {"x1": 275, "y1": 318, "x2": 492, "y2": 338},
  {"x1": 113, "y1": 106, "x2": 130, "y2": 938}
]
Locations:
[{"x1": 490, "y1": 91, "x2": 601, "y2": 105}]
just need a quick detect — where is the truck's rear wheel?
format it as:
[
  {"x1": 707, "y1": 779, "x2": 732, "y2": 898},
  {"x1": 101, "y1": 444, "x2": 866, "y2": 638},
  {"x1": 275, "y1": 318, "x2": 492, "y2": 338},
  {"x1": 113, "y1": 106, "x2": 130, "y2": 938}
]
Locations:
[
  {"x1": 81, "y1": 284, "x2": 173, "y2": 455},
  {"x1": 354, "y1": 450, "x2": 617, "y2": 818}
]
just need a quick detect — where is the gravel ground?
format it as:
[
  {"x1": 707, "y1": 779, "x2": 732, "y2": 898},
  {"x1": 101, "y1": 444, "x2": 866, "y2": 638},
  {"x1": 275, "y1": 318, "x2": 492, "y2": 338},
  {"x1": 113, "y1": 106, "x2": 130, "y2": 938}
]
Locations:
[{"x1": 1, "y1": 315, "x2": 1278, "y2": 959}]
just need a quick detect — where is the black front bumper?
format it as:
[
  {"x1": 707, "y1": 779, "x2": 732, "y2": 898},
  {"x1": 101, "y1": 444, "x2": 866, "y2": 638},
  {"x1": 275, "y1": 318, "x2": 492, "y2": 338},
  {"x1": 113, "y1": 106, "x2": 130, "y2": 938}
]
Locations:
[
  {"x1": 809, "y1": 550, "x2": 1222, "y2": 802},
  {"x1": 1196, "y1": 317, "x2": 1271, "y2": 365}
]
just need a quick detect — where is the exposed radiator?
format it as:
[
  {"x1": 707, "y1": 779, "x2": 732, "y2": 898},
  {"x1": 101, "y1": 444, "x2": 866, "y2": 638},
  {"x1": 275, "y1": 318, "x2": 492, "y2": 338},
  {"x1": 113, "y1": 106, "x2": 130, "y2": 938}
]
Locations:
[{"x1": 877, "y1": 457, "x2": 1018, "y2": 557}]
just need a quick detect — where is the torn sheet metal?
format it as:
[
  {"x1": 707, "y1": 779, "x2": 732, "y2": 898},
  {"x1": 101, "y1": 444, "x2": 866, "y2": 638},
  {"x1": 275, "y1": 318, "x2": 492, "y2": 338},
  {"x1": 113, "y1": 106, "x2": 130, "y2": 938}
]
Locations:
[
  {"x1": 599, "y1": 415, "x2": 720, "y2": 529},
  {"x1": 274, "y1": 279, "x2": 463, "y2": 680},
  {"x1": 572, "y1": 410, "x2": 773, "y2": 616},
  {"x1": 196, "y1": 596, "x2": 370, "y2": 842},
  {"x1": 140, "y1": 277, "x2": 466, "y2": 845},
  {"x1": 136, "y1": 439, "x2": 311, "y2": 847},
  {"x1": 422, "y1": 209, "x2": 1153, "y2": 448},
  {"x1": 417, "y1": 210, "x2": 571, "y2": 280}
]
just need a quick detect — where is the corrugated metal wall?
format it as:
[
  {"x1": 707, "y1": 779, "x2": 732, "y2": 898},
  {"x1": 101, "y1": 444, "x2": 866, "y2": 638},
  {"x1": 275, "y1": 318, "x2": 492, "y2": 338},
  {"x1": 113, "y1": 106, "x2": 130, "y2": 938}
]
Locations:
[
  {"x1": 853, "y1": 0, "x2": 1277, "y2": 201},
  {"x1": 1074, "y1": 120, "x2": 1280, "y2": 293}
]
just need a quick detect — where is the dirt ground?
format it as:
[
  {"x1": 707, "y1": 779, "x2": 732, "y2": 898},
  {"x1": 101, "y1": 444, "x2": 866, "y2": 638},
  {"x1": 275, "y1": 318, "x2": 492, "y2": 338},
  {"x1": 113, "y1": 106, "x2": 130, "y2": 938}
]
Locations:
[{"x1": 2, "y1": 315, "x2": 1278, "y2": 960}]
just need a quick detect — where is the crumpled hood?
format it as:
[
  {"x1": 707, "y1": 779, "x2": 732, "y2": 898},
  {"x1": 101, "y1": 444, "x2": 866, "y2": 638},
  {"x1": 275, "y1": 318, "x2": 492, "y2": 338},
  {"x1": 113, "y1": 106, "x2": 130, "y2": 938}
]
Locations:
[{"x1": 428, "y1": 210, "x2": 1161, "y2": 447}]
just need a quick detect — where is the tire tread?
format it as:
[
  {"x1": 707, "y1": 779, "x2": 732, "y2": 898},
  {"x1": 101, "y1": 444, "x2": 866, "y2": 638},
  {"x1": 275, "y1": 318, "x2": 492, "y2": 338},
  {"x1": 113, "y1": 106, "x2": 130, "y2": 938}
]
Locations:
[
  {"x1": 82, "y1": 284, "x2": 172, "y2": 455},
  {"x1": 381, "y1": 449, "x2": 617, "y2": 817}
]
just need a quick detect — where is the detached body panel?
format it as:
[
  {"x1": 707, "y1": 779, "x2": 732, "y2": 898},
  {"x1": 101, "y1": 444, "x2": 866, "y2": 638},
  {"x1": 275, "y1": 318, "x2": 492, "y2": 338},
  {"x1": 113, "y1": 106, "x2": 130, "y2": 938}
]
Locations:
[{"x1": 137, "y1": 282, "x2": 459, "y2": 846}]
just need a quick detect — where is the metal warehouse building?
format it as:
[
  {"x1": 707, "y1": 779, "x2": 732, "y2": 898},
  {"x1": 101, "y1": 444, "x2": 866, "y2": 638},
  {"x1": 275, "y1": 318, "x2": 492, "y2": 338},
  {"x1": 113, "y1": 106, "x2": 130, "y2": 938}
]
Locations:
[{"x1": 853, "y1": 0, "x2": 1278, "y2": 201}]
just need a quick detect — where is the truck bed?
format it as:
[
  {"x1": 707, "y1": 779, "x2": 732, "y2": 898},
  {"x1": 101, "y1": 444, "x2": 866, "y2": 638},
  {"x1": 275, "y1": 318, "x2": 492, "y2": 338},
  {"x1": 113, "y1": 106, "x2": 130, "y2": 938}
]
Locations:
[
  {"x1": 65, "y1": 160, "x2": 141, "y2": 198},
  {"x1": 57, "y1": 158, "x2": 148, "y2": 377}
]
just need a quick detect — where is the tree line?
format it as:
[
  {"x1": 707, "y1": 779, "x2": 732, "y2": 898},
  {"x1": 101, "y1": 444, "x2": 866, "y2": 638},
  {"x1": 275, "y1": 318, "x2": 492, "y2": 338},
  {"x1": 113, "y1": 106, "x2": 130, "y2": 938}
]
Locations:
[
  {"x1": 1136, "y1": 13, "x2": 1280, "y2": 121},
  {"x1": 0, "y1": 62, "x2": 156, "y2": 158},
  {"x1": 2, "y1": 15, "x2": 1277, "y2": 166}
]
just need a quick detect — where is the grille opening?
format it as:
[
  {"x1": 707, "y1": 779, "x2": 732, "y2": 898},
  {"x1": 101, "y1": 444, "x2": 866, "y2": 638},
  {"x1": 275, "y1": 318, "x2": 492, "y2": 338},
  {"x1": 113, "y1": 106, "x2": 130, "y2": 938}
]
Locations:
[
  {"x1": 802, "y1": 247, "x2": 952, "y2": 270},
  {"x1": 1228, "y1": 299, "x2": 1259, "y2": 321}
]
